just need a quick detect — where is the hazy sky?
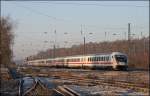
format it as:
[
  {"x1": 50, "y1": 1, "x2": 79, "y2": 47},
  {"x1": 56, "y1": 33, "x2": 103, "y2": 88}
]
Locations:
[{"x1": 1, "y1": 1, "x2": 149, "y2": 60}]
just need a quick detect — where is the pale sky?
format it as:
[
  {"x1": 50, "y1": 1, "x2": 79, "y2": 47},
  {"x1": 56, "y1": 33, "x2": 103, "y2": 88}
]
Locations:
[{"x1": 1, "y1": 1, "x2": 149, "y2": 60}]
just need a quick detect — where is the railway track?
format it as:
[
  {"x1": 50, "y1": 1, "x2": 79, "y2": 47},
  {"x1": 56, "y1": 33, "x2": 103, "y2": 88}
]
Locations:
[
  {"x1": 19, "y1": 68, "x2": 149, "y2": 95},
  {"x1": 19, "y1": 77, "x2": 80, "y2": 96},
  {"x1": 48, "y1": 72, "x2": 149, "y2": 93},
  {"x1": 54, "y1": 85, "x2": 80, "y2": 96}
]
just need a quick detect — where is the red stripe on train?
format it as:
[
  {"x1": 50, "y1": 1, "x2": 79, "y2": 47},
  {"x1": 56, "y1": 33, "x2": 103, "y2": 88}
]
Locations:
[{"x1": 51, "y1": 61, "x2": 113, "y2": 64}]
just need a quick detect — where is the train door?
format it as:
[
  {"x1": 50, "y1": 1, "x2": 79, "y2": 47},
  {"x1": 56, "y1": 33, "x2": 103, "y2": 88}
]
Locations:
[
  {"x1": 80, "y1": 57, "x2": 84, "y2": 69},
  {"x1": 65, "y1": 58, "x2": 69, "y2": 68}
]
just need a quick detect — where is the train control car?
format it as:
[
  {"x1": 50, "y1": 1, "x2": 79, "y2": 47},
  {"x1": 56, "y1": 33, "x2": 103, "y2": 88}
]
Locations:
[{"x1": 26, "y1": 52, "x2": 128, "y2": 70}]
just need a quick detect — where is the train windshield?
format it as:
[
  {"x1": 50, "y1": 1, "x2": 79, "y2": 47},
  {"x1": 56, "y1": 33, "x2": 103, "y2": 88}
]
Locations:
[{"x1": 115, "y1": 55, "x2": 127, "y2": 62}]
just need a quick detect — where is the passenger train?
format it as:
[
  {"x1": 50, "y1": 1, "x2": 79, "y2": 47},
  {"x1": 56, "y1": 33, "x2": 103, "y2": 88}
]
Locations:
[{"x1": 26, "y1": 52, "x2": 128, "y2": 70}]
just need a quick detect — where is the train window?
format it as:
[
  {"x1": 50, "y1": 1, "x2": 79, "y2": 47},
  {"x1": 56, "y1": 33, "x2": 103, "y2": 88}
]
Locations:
[
  {"x1": 91, "y1": 57, "x2": 93, "y2": 61},
  {"x1": 93, "y1": 57, "x2": 95, "y2": 61},
  {"x1": 96, "y1": 57, "x2": 98, "y2": 61},
  {"x1": 105, "y1": 57, "x2": 107, "y2": 61},
  {"x1": 106, "y1": 57, "x2": 109, "y2": 61},
  {"x1": 78, "y1": 58, "x2": 80, "y2": 62},
  {"x1": 98, "y1": 57, "x2": 100, "y2": 61},
  {"x1": 94, "y1": 57, "x2": 96, "y2": 61},
  {"x1": 92, "y1": 57, "x2": 94, "y2": 61},
  {"x1": 95, "y1": 57, "x2": 97, "y2": 61}
]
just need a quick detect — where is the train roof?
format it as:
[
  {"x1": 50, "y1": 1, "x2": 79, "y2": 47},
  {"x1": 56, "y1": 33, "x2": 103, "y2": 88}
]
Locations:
[
  {"x1": 27, "y1": 52, "x2": 126, "y2": 61},
  {"x1": 55, "y1": 52, "x2": 124, "y2": 58}
]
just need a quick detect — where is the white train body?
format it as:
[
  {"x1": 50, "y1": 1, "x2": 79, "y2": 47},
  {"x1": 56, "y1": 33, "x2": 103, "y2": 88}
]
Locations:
[{"x1": 27, "y1": 52, "x2": 128, "y2": 70}]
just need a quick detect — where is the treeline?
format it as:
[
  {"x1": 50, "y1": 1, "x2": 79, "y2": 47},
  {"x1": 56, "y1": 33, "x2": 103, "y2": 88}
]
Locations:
[
  {"x1": 27, "y1": 37, "x2": 149, "y2": 69},
  {"x1": 0, "y1": 16, "x2": 15, "y2": 67}
]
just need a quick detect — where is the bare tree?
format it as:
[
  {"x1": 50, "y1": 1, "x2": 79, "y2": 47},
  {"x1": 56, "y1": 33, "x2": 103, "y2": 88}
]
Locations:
[{"x1": 0, "y1": 16, "x2": 15, "y2": 67}]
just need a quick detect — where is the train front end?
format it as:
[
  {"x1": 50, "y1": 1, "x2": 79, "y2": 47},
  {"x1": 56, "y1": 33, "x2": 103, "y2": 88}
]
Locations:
[{"x1": 112, "y1": 52, "x2": 128, "y2": 70}]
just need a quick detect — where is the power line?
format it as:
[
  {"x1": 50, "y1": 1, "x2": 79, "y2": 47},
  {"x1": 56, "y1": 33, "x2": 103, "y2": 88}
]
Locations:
[
  {"x1": 9, "y1": 2, "x2": 149, "y2": 28},
  {"x1": 12, "y1": 3, "x2": 67, "y2": 22},
  {"x1": 32, "y1": 2, "x2": 149, "y2": 7},
  {"x1": 6, "y1": 2, "x2": 148, "y2": 37}
]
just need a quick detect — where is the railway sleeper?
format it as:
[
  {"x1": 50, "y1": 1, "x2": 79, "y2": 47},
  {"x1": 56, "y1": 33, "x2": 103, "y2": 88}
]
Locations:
[{"x1": 55, "y1": 86, "x2": 80, "y2": 96}]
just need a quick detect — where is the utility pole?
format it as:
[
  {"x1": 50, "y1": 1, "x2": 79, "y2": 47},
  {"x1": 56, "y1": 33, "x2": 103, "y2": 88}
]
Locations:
[
  {"x1": 53, "y1": 29, "x2": 56, "y2": 58},
  {"x1": 53, "y1": 44, "x2": 55, "y2": 58},
  {"x1": 128, "y1": 23, "x2": 131, "y2": 67},
  {"x1": 128, "y1": 23, "x2": 131, "y2": 42},
  {"x1": 81, "y1": 24, "x2": 86, "y2": 55},
  {"x1": 105, "y1": 32, "x2": 107, "y2": 41},
  {"x1": 124, "y1": 32, "x2": 126, "y2": 40},
  {"x1": 141, "y1": 32, "x2": 143, "y2": 39},
  {"x1": 84, "y1": 36, "x2": 85, "y2": 55}
]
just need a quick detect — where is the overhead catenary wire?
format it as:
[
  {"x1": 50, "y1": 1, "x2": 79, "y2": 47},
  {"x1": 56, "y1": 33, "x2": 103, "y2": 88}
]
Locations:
[
  {"x1": 11, "y1": 2, "x2": 68, "y2": 22},
  {"x1": 27, "y1": 2, "x2": 149, "y2": 7},
  {"x1": 8, "y1": 2, "x2": 148, "y2": 31}
]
